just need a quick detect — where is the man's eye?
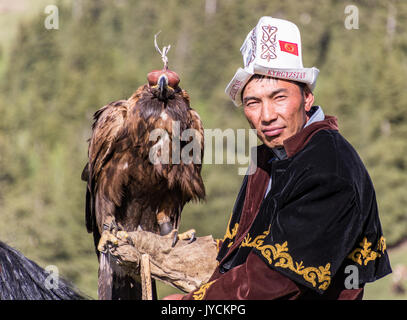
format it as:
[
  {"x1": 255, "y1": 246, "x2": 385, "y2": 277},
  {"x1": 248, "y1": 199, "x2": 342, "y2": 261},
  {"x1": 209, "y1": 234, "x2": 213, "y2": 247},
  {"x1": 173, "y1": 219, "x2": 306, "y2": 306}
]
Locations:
[
  {"x1": 245, "y1": 100, "x2": 259, "y2": 107},
  {"x1": 275, "y1": 95, "x2": 287, "y2": 100}
]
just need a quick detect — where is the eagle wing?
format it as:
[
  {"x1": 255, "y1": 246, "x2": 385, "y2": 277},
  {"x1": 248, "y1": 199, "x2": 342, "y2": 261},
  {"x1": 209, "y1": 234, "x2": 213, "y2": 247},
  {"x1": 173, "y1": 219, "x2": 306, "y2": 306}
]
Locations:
[
  {"x1": 82, "y1": 100, "x2": 127, "y2": 231},
  {"x1": 182, "y1": 104, "x2": 205, "y2": 200}
]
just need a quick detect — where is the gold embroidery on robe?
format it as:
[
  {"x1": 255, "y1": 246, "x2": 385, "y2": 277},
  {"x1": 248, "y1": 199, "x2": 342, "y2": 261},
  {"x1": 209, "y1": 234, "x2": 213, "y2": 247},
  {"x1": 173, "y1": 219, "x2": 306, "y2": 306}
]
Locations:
[
  {"x1": 347, "y1": 236, "x2": 386, "y2": 266},
  {"x1": 192, "y1": 280, "x2": 216, "y2": 300},
  {"x1": 221, "y1": 214, "x2": 239, "y2": 248},
  {"x1": 240, "y1": 228, "x2": 331, "y2": 290}
]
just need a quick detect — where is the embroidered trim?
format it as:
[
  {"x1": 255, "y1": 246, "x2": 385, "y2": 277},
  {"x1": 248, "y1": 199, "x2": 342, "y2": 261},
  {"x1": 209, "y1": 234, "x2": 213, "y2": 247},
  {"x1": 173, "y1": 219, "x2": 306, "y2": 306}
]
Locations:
[
  {"x1": 222, "y1": 215, "x2": 239, "y2": 248},
  {"x1": 240, "y1": 228, "x2": 331, "y2": 290},
  {"x1": 347, "y1": 236, "x2": 386, "y2": 266},
  {"x1": 192, "y1": 280, "x2": 216, "y2": 300}
]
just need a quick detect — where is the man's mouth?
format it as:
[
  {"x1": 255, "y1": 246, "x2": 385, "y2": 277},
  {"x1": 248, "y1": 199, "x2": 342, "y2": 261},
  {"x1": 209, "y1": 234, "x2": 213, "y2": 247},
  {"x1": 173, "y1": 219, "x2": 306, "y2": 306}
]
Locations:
[{"x1": 262, "y1": 126, "x2": 284, "y2": 137}]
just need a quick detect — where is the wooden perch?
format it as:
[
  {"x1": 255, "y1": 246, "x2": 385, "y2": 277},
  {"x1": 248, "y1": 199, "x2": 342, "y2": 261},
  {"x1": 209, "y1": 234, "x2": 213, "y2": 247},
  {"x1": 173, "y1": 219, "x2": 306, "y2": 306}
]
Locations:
[
  {"x1": 103, "y1": 230, "x2": 218, "y2": 293},
  {"x1": 140, "y1": 254, "x2": 152, "y2": 300}
]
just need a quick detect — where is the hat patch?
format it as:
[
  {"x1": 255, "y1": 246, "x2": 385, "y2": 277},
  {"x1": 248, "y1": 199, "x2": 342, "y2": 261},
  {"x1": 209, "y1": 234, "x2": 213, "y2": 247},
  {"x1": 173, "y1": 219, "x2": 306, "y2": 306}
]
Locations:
[
  {"x1": 279, "y1": 40, "x2": 299, "y2": 56},
  {"x1": 260, "y1": 25, "x2": 278, "y2": 61},
  {"x1": 245, "y1": 26, "x2": 257, "y2": 67}
]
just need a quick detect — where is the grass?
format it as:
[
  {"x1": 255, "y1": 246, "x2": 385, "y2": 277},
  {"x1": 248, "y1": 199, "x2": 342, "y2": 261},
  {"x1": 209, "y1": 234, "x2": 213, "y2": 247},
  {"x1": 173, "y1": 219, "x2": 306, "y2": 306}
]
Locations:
[
  {"x1": 364, "y1": 243, "x2": 407, "y2": 300},
  {"x1": 0, "y1": 0, "x2": 51, "y2": 75}
]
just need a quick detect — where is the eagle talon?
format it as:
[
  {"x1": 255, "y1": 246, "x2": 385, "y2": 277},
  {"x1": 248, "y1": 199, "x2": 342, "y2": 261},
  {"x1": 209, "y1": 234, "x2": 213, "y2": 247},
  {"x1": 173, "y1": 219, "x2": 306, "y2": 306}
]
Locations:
[
  {"x1": 171, "y1": 230, "x2": 179, "y2": 247},
  {"x1": 187, "y1": 232, "x2": 196, "y2": 244},
  {"x1": 97, "y1": 230, "x2": 119, "y2": 253},
  {"x1": 171, "y1": 229, "x2": 196, "y2": 247}
]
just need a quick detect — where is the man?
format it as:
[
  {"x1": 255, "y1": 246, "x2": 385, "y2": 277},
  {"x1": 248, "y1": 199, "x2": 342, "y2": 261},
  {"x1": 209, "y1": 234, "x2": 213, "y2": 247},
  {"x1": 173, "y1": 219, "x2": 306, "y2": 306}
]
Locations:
[
  {"x1": 171, "y1": 16, "x2": 391, "y2": 300},
  {"x1": 102, "y1": 16, "x2": 391, "y2": 300}
]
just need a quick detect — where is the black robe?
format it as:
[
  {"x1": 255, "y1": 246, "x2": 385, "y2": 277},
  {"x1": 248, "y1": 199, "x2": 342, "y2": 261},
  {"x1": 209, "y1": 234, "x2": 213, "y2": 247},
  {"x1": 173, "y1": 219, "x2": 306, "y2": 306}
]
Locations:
[{"x1": 183, "y1": 115, "x2": 391, "y2": 300}]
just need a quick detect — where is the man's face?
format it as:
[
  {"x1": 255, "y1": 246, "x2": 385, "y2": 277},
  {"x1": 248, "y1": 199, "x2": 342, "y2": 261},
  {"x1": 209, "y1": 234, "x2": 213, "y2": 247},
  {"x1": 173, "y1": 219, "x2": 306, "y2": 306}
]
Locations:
[{"x1": 242, "y1": 77, "x2": 314, "y2": 149}]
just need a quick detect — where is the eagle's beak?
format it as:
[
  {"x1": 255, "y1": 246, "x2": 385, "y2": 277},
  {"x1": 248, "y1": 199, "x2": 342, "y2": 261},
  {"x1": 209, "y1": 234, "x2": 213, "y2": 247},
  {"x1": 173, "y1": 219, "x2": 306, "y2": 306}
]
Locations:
[{"x1": 158, "y1": 74, "x2": 168, "y2": 101}]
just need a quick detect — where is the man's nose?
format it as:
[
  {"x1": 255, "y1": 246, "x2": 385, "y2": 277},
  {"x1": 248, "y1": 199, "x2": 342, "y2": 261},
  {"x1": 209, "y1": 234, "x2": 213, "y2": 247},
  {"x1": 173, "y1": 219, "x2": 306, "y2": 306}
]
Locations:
[{"x1": 261, "y1": 101, "x2": 277, "y2": 123}]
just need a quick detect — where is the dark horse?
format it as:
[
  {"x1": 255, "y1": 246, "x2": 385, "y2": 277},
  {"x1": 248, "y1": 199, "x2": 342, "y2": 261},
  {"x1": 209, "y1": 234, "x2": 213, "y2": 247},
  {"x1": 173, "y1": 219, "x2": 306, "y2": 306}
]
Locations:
[{"x1": 0, "y1": 241, "x2": 88, "y2": 300}]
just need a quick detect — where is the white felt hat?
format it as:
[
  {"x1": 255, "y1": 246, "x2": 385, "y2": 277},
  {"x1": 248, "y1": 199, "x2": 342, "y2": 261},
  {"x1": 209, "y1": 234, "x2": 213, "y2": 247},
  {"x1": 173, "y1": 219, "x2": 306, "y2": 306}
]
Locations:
[{"x1": 225, "y1": 16, "x2": 319, "y2": 106}]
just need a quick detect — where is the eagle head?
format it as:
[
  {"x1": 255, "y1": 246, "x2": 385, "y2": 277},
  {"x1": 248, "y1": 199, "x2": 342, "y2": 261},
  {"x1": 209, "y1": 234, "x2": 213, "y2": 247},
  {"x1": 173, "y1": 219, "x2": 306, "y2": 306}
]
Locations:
[{"x1": 147, "y1": 69, "x2": 180, "y2": 102}]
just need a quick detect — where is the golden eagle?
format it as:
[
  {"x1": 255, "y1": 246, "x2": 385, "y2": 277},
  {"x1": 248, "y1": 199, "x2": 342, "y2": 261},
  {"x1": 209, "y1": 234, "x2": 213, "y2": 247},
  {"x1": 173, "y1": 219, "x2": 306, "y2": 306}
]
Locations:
[{"x1": 81, "y1": 44, "x2": 205, "y2": 299}]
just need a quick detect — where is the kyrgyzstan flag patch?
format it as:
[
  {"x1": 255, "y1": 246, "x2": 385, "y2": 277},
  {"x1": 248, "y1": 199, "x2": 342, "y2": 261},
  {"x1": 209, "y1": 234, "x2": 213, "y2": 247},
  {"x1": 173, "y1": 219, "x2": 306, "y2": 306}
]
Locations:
[{"x1": 279, "y1": 40, "x2": 299, "y2": 56}]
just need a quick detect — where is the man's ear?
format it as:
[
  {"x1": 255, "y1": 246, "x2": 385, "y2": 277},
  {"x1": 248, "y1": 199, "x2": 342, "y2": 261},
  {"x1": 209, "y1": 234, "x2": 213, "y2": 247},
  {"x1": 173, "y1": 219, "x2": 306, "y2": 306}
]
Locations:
[{"x1": 303, "y1": 86, "x2": 315, "y2": 112}]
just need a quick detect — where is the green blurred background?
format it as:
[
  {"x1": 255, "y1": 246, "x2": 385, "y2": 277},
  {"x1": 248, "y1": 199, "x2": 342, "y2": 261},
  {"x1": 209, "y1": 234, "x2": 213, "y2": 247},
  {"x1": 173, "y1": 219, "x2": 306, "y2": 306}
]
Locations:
[{"x1": 0, "y1": 0, "x2": 406, "y2": 299}]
